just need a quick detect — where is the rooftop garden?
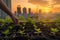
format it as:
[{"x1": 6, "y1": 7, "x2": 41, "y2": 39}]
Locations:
[{"x1": 0, "y1": 16, "x2": 60, "y2": 40}]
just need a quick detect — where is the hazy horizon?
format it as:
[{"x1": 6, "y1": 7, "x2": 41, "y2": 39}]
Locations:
[{"x1": 12, "y1": 0, "x2": 60, "y2": 13}]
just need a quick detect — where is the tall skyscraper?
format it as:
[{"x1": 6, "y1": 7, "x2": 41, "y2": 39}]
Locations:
[
  {"x1": 28, "y1": 8, "x2": 31, "y2": 14},
  {"x1": 0, "y1": 0, "x2": 11, "y2": 18},
  {"x1": 14, "y1": 11, "x2": 17, "y2": 16},
  {"x1": 39, "y1": 9, "x2": 42, "y2": 14},
  {"x1": 22, "y1": 7, "x2": 28, "y2": 19},
  {"x1": 17, "y1": 5, "x2": 21, "y2": 15},
  {"x1": 23, "y1": 7, "x2": 27, "y2": 14}
]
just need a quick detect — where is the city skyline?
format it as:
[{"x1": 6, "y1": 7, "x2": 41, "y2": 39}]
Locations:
[{"x1": 12, "y1": 0, "x2": 60, "y2": 13}]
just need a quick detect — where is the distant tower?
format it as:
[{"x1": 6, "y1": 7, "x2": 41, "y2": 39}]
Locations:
[
  {"x1": 39, "y1": 9, "x2": 42, "y2": 14},
  {"x1": 23, "y1": 7, "x2": 27, "y2": 14},
  {"x1": 28, "y1": 8, "x2": 31, "y2": 14},
  {"x1": 17, "y1": 5, "x2": 21, "y2": 16},
  {"x1": 22, "y1": 7, "x2": 28, "y2": 19}
]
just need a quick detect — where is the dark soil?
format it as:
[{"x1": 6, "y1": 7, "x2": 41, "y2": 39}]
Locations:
[{"x1": 0, "y1": 22, "x2": 60, "y2": 40}]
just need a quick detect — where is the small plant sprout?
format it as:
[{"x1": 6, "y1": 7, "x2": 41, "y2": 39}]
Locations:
[{"x1": 51, "y1": 28, "x2": 59, "y2": 33}]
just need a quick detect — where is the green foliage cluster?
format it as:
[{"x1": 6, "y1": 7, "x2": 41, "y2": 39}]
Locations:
[
  {"x1": 4, "y1": 17, "x2": 12, "y2": 23},
  {"x1": 27, "y1": 18, "x2": 37, "y2": 28},
  {"x1": 0, "y1": 17, "x2": 12, "y2": 23},
  {"x1": 0, "y1": 16, "x2": 60, "y2": 36},
  {"x1": 18, "y1": 16, "x2": 27, "y2": 22},
  {"x1": 2, "y1": 29, "x2": 10, "y2": 36},
  {"x1": 51, "y1": 28, "x2": 59, "y2": 33},
  {"x1": 54, "y1": 17, "x2": 60, "y2": 22}
]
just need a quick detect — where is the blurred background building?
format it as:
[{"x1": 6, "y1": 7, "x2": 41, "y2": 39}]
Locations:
[
  {"x1": 17, "y1": 5, "x2": 21, "y2": 16},
  {"x1": 0, "y1": 0, "x2": 11, "y2": 19},
  {"x1": 22, "y1": 7, "x2": 28, "y2": 19}
]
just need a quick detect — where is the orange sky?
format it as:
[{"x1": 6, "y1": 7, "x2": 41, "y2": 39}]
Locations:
[
  {"x1": 12, "y1": 0, "x2": 60, "y2": 13},
  {"x1": 12, "y1": 0, "x2": 37, "y2": 13}
]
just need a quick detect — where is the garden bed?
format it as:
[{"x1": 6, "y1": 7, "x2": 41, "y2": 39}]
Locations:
[{"x1": 0, "y1": 22, "x2": 60, "y2": 40}]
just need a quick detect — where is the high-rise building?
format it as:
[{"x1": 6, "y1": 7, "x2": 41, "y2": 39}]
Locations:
[
  {"x1": 28, "y1": 8, "x2": 31, "y2": 14},
  {"x1": 38, "y1": 9, "x2": 43, "y2": 19},
  {"x1": 17, "y1": 5, "x2": 21, "y2": 15},
  {"x1": 39, "y1": 9, "x2": 42, "y2": 14},
  {"x1": 22, "y1": 7, "x2": 28, "y2": 19},
  {"x1": 0, "y1": 0, "x2": 11, "y2": 18},
  {"x1": 23, "y1": 7, "x2": 27, "y2": 14}
]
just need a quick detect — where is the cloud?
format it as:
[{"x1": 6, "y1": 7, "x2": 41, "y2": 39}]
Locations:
[
  {"x1": 53, "y1": 0, "x2": 60, "y2": 4},
  {"x1": 28, "y1": 0, "x2": 60, "y2": 6},
  {"x1": 28, "y1": 0, "x2": 49, "y2": 6}
]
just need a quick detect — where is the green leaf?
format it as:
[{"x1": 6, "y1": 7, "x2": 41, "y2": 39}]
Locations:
[
  {"x1": 2, "y1": 29, "x2": 10, "y2": 35},
  {"x1": 51, "y1": 28, "x2": 59, "y2": 33}
]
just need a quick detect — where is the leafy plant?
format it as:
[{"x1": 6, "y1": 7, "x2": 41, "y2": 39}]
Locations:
[
  {"x1": 34, "y1": 28, "x2": 41, "y2": 34},
  {"x1": 0, "y1": 19, "x2": 5, "y2": 24},
  {"x1": 5, "y1": 17, "x2": 12, "y2": 23},
  {"x1": 56, "y1": 23, "x2": 60, "y2": 29},
  {"x1": 51, "y1": 28, "x2": 59, "y2": 33},
  {"x1": 18, "y1": 16, "x2": 27, "y2": 22},
  {"x1": 19, "y1": 30, "x2": 25, "y2": 34},
  {"x1": 53, "y1": 16, "x2": 60, "y2": 22},
  {"x1": 8, "y1": 26, "x2": 13, "y2": 29},
  {"x1": 28, "y1": 17, "x2": 37, "y2": 28},
  {"x1": 2, "y1": 29, "x2": 10, "y2": 36}
]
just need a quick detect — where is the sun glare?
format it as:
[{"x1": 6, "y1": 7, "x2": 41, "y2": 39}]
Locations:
[
  {"x1": 45, "y1": 9, "x2": 50, "y2": 13},
  {"x1": 41, "y1": 7, "x2": 51, "y2": 13}
]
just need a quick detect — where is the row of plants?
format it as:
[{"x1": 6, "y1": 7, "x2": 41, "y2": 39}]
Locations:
[
  {"x1": 0, "y1": 16, "x2": 60, "y2": 40},
  {"x1": 0, "y1": 17, "x2": 60, "y2": 34},
  {"x1": 0, "y1": 23, "x2": 60, "y2": 40}
]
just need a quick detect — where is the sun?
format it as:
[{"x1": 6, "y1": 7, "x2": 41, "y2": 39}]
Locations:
[
  {"x1": 45, "y1": 9, "x2": 50, "y2": 13},
  {"x1": 41, "y1": 7, "x2": 51, "y2": 13}
]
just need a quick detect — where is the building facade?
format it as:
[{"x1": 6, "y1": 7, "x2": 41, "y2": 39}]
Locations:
[
  {"x1": 17, "y1": 5, "x2": 21, "y2": 16},
  {"x1": 22, "y1": 7, "x2": 28, "y2": 19},
  {"x1": 28, "y1": 8, "x2": 31, "y2": 14},
  {"x1": 0, "y1": 0, "x2": 11, "y2": 19},
  {"x1": 23, "y1": 7, "x2": 27, "y2": 14}
]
